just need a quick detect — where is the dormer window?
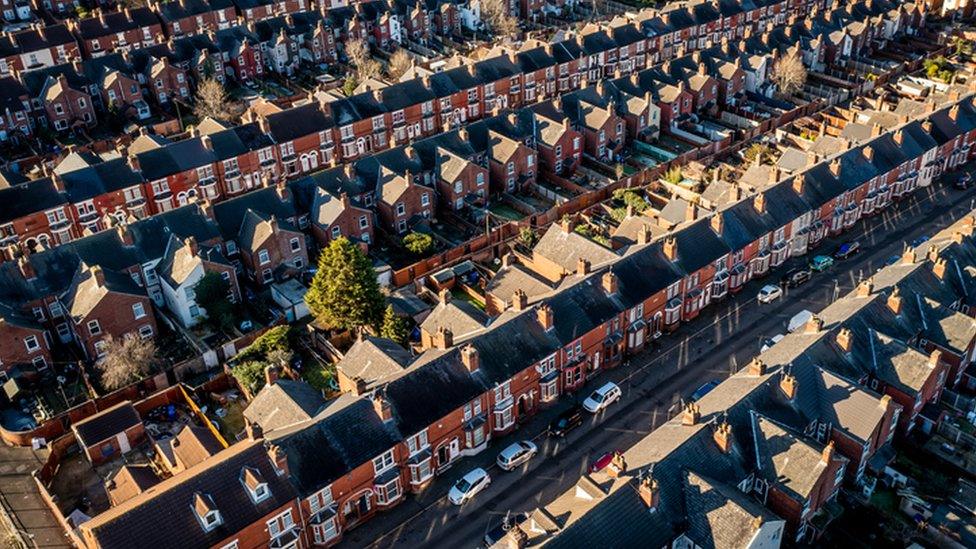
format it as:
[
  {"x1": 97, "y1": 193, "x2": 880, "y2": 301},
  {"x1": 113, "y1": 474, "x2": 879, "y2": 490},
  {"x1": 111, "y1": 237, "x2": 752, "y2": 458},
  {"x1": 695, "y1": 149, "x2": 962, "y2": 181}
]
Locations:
[
  {"x1": 193, "y1": 492, "x2": 222, "y2": 532},
  {"x1": 241, "y1": 467, "x2": 271, "y2": 504}
]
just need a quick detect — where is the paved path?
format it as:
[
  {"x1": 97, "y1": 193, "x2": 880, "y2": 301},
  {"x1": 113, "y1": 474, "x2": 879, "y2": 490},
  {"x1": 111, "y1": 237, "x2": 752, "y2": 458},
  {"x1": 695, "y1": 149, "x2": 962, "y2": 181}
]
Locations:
[
  {"x1": 344, "y1": 174, "x2": 976, "y2": 548},
  {"x1": 0, "y1": 445, "x2": 71, "y2": 548}
]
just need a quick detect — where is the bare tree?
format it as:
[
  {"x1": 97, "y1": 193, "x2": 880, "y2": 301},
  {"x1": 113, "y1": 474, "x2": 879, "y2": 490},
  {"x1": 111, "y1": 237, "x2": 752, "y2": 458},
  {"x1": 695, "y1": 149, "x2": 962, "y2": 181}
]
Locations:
[
  {"x1": 346, "y1": 38, "x2": 381, "y2": 81},
  {"x1": 97, "y1": 335, "x2": 162, "y2": 391},
  {"x1": 193, "y1": 77, "x2": 230, "y2": 121},
  {"x1": 480, "y1": 0, "x2": 519, "y2": 38},
  {"x1": 772, "y1": 51, "x2": 807, "y2": 97},
  {"x1": 387, "y1": 49, "x2": 413, "y2": 80}
]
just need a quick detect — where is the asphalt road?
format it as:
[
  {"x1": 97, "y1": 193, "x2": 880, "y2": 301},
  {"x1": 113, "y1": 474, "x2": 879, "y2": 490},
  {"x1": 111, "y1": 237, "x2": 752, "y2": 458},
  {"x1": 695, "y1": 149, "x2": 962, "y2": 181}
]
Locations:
[{"x1": 345, "y1": 173, "x2": 976, "y2": 549}]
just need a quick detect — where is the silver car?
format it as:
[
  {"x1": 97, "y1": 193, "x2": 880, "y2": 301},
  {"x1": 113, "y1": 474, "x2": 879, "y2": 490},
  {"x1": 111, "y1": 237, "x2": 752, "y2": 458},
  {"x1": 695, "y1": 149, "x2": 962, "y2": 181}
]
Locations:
[{"x1": 496, "y1": 441, "x2": 538, "y2": 471}]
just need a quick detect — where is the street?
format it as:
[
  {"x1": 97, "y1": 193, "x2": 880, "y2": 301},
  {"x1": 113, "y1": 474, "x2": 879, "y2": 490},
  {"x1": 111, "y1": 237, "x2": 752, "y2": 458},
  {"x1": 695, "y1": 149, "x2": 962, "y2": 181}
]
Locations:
[{"x1": 345, "y1": 175, "x2": 976, "y2": 549}]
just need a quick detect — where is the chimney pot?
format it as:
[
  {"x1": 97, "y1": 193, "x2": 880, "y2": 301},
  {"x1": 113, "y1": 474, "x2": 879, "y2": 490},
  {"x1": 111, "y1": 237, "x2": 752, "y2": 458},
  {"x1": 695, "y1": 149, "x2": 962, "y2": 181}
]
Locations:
[
  {"x1": 714, "y1": 421, "x2": 732, "y2": 453},
  {"x1": 933, "y1": 257, "x2": 948, "y2": 280},
  {"x1": 435, "y1": 326, "x2": 453, "y2": 349},
  {"x1": 781, "y1": 372, "x2": 797, "y2": 400},
  {"x1": 638, "y1": 476, "x2": 659, "y2": 511},
  {"x1": 663, "y1": 236, "x2": 678, "y2": 260},
  {"x1": 856, "y1": 280, "x2": 874, "y2": 297},
  {"x1": 804, "y1": 314, "x2": 824, "y2": 334},
  {"x1": 536, "y1": 303, "x2": 554, "y2": 330},
  {"x1": 372, "y1": 390, "x2": 394, "y2": 421},
  {"x1": 887, "y1": 287, "x2": 903, "y2": 315},
  {"x1": 512, "y1": 288, "x2": 528, "y2": 311},
  {"x1": 602, "y1": 270, "x2": 618, "y2": 295},
  {"x1": 577, "y1": 257, "x2": 591, "y2": 276},
  {"x1": 753, "y1": 193, "x2": 766, "y2": 214}
]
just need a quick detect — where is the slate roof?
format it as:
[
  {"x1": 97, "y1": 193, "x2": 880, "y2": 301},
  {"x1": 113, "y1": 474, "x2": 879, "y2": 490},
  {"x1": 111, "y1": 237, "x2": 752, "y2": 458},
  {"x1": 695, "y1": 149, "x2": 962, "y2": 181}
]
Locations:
[
  {"x1": 420, "y1": 299, "x2": 489, "y2": 341},
  {"x1": 751, "y1": 414, "x2": 844, "y2": 503},
  {"x1": 80, "y1": 440, "x2": 298, "y2": 549},
  {"x1": 533, "y1": 224, "x2": 619, "y2": 274},
  {"x1": 73, "y1": 401, "x2": 141, "y2": 447},
  {"x1": 267, "y1": 393, "x2": 402, "y2": 495},
  {"x1": 243, "y1": 379, "x2": 327, "y2": 433},
  {"x1": 335, "y1": 336, "x2": 412, "y2": 390}
]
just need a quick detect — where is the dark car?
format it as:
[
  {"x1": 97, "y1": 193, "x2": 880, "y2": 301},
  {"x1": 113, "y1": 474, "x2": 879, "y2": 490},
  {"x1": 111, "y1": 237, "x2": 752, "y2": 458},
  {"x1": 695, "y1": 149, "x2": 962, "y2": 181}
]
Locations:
[
  {"x1": 834, "y1": 241, "x2": 860, "y2": 260},
  {"x1": 549, "y1": 404, "x2": 584, "y2": 437},
  {"x1": 954, "y1": 173, "x2": 971, "y2": 190},
  {"x1": 781, "y1": 267, "x2": 811, "y2": 288},
  {"x1": 911, "y1": 235, "x2": 930, "y2": 248}
]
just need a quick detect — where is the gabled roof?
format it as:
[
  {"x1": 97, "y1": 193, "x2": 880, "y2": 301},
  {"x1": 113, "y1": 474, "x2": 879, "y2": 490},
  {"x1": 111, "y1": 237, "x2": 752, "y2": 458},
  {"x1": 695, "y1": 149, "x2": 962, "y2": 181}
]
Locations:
[
  {"x1": 243, "y1": 379, "x2": 327, "y2": 433},
  {"x1": 533, "y1": 223, "x2": 619, "y2": 274},
  {"x1": 751, "y1": 413, "x2": 844, "y2": 503},
  {"x1": 62, "y1": 263, "x2": 145, "y2": 320},
  {"x1": 420, "y1": 298, "x2": 489, "y2": 341},
  {"x1": 73, "y1": 401, "x2": 141, "y2": 447},
  {"x1": 335, "y1": 336, "x2": 412, "y2": 390}
]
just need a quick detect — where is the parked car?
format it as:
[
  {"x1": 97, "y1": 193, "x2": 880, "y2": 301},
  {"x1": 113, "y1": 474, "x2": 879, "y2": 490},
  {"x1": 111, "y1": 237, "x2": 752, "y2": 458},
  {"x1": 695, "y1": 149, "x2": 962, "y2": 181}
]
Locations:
[
  {"x1": 761, "y1": 334, "x2": 785, "y2": 352},
  {"x1": 448, "y1": 468, "x2": 491, "y2": 505},
  {"x1": 810, "y1": 255, "x2": 834, "y2": 272},
  {"x1": 834, "y1": 241, "x2": 860, "y2": 260},
  {"x1": 589, "y1": 450, "x2": 620, "y2": 473},
  {"x1": 549, "y1": 404, "x2": 584, "y2": 437},
  {"x1": 885, "y1": 255, "x2": 901, "y2": 266},
  {"x1": 483, "y1": 513, "x2": 528, "y2": 547},
  {"x1": 691, "y1": 380, "x2": 720, "y2": 401},
  {"x1": 781, "y1": 267, "x2": 811, "y2": 288},
  {"x1": 911, "y1": 235, "x2": 930, "y2": 248},
  {"x1": 582, "y1": 382, "x2": 622, "y2": 413},
  {"x1": 757, "y1": 284, "x2": 783, "y2": 304},
  {"x1": 496, "y1": 441, "x2": 538, "y2": 471},
  {"x1": 954, "y1": 172, "x2": 971, "y2": 190}
]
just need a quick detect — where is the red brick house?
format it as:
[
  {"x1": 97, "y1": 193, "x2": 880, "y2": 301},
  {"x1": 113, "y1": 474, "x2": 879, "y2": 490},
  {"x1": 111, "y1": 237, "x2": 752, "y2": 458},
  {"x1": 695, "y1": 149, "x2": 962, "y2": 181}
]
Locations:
[
  {"x1": 40, "y1": 74, "x2": 96, "y2": 131},
  {"x1": 147, "y1": 57, "x2": 191, "y2": 104},
  {"x1": 376, "y1": 167, "x2": 433, "y2": 234},
  {"x1": 154, "y1": 0, "x2": 236, "y2": 38},
  {"x1": 60, "y1": 263, "x2": 157, "y2": 360},
  {"x1": 235, "y1": 210, "x2": 308, "y2": 285},
  {"x1": 433, "y1": 146, "x2": 488, "y2": 211},
  {"x1": 309, "y1": 188, "x2": 374, "y2": 250},
  {"x1": 486, "y1": 128, "x2": 536, "y2": 194},
  {"x1": 0, "y1": 76, "x2": 32, "y2": 140},
  {"x1": 0, "y1": 301, "x2": 51, "y2": 373},
  {"x1": 70, "y1": 8, "x2": 166, "y2": 58}
]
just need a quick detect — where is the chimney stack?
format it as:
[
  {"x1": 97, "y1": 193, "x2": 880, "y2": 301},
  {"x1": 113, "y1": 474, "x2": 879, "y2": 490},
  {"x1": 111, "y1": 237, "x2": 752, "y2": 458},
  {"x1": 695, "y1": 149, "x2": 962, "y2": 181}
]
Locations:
[
  {"x1": 748, "y1": 357, "x2": 766, "y2": 376},
  {"x1": 821, "y1": 440, "x2": 836, "y2": 464},
  {"x1": 856, "y1": 280, "x2": 873, "y2": 297},
  {"x1": 637, "y1": 224, "x2": 651, "y2": 245},
  {"x1": 512, "y1": 288, "x2": 528, "y2": 311},
  {"x1": 713, "y1": 420, "x2": 732, "y2": 453},
  {"x1": 91, "y1": 264, "x2": 106, "y2": 286},
  {"x1": 887, "y1": 287, "x2": 903, "y2": 315},
  {"x1": 781, "y1": 372, "x2": 797, "y2": 400},
  {"x1": 536, "y1": 303, "x2": 554, "y2": 330},
  {"x1": 753, "y1": 193, "x2": 766, "y2": 214},
  {"x1": 577, "y1": 257, "x2": 591, "y2": 276},
  {"x1": 663, "y1": 236, "x2": 678, "y2": 260},
  {"x1": 245, "y1": 421, "x2": 263, "y2": 441},
  {"x1": 602, "y1": 270, "x2": 618, "y2": 295},
  {"x1": 804, "y1": 314, "x2": 824, "y2": 334},
  {"x1": 836, "y1": 327, "x2": 853, "y2": 352},
  {"x1": 929, "y1": 349, "x2": 943, "y2": 369},
  {"x1": 185, "y1": 236, "x2": 198, "y2": 257},
  {"x1": 460, "y1": 344, "x2": 479, "y2": 373},
  {"x1": 685, "y1": 200, "x2": 696, "y2": 222},
  {"x1": 434, "y1": 326, "x2": 453, "y2": 349},
  {"x1": 933, "y1": 257, "x2": 948, "y2": 280},
  {"x1": 829, "y1": 158, "x2": 842, "y2": 178},
  {"x1": 638, "y1": 476, "x2": 659, "y2": 511},
  {"x1": 264, "y1": 364, "x2": 279, "y2": 386},
  {"x1": 438, "y1": 288, "x2": 451, "y2": 304},
  {"x1": 681, "y1": 402, "x2": 701, "y2": 426},
  {"x1": 710, "y1": 213, "x2": 723, "y2": 235},
  {"x1": 372, "y1": 390, "x2": 393, "y2": 421},
  {"x1": 902, "y1": 245, "x2": 917, "y2": 265}
]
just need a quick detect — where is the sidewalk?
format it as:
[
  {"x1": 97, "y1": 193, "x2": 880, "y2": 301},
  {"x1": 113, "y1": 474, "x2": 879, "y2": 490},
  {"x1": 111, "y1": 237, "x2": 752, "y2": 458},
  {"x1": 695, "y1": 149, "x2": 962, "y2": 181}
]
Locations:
[{"x1": 345, "y1": 180, "x2": 976, "y2": 548}]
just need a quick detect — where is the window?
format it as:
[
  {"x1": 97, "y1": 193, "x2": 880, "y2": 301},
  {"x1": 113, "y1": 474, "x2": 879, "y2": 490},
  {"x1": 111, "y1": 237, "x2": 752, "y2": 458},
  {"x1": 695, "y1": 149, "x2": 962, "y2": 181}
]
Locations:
[
  {"x1": 24, "y1": 335, "x2": 39, "y2": 353},
  {"x1": 49, "y1": 301, "x2": 63, "y2": 318},
  {"x1": 94, "y1": 339, "x2": 108, "y2": 357},
  {"x1": 359, "y1": 215, "x2": 369, "y2": 229},
  {"x1": 396, "y1": 203, "x2": 406, "y2": 217},
  {"x1": 463, "y1": 398, "x2": 483, "y2": 421},
  {"x1": 88, "y1": 320, "x2": 101, "y2": 336},
  {"x1": 189, "y1": 305, "x2": 201, "y2": 318},
  {"x1": 307, "y1": 486, "x2": 334, "y2": 515},
  {"x1": 138, "y1": 325, "x2": 154, "y2": 339},
  {"x1": 373, "y1": 449, "x2": 395, "y2": 475},
  {"x1": 225, "y1": 241, "x2": 237, "y2": 255},
  {"x1": 476, "y1": 172, "x2": 485, "y2": 186},
  {"x1": 421, "y1": 193, "x2": 430, "y2": 207},
  {"x1": 406, "y1": 430, "x2": 428, "y2": 456},
  {"x1": 261, "y1": 269, "x2": 273, "y2": 283},
  {"x1": 258, "y1": 249, "x2": 270, "y2": 265},
  {"x1": 331, "y1": 226, "x2": 341, "y2": 239},
  {"x1": 132, "y1": 303, "x2": 146, "y2": 319},
  {"x1": 32, "y1": 307, "x2": 44, "y2": 321},
  {"x1": 267, "y1": 509, "x2": 294, "y2": 539},
  {"x1": 527, "y1": 154, "x2": 534, "y2": 167},
  {"x1": 375, "y1": 476, "x2": 401, "y2": 504},
  {"x1": 289, "y1": 237, "x2": 301, "y2": 253}
]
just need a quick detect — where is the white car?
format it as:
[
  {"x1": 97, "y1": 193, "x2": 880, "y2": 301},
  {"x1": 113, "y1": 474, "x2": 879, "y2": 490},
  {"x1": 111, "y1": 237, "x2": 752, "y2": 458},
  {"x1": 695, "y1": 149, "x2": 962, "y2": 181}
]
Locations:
[
  {"x1": 757, "y1": 284, "x2": 783, "y2": 304},
  {"x1": 582, "y1": 382, "x2": 621, "y2": 413},
  {"x1": 761, "y1": 334, "x2": 785, "y2": 353},
  {"x1": 448, "y1": 468, "x2": 491, "y2": 505},
  {"x1": 496, "y1": 441, "x2": 538, "y2": 471}
]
